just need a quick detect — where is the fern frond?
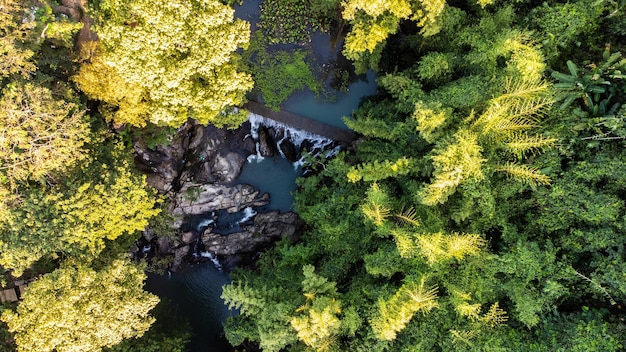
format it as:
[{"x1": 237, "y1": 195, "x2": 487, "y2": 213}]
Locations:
[
  {"x1": 504, "y1": 95, "x2": 552, "y2": 120},
  {"x1": 421, "y1": 130, "x2": 485, "y2": 205},
  {"x1": 498, "y1": 76, "x2": 549, "y2": 101},
  {"x1": 475, "y1": 77, "x2": 553, "y2": 137},
  {"x1": 480, "y1": 302, "x2": 508, "y2": 328},
  {"x1": 402, "y1": 279, "x2": 439, "y2": 308},
  {"x1": 416, "y1": 233, "x2": 448, "y2": 264},
  {"x1": 450, "y1": 329, "x2": 478, "y2": 346},
  {"x1": 573, "y1": 270, "x2": 617, "y2": 305},
  {"x1": 446, "y1": 233, "x2": 487, "y2": 260},
  {"x1": 394, "y1": 206, "x2": 420, "y2": 227},
  {"x1": 392, "y1": 229, "x2": 418, "y2": 258},
  {"x1": 506, "y1": 134, "x2": 557, "y2": 158},
  {"x1": 361, "y1": 200, "x2": 391, "y2": 227},
  {"x1": 456, "y1": 302, "x2": 482, "y2": 320},
  {"x1": 362, "y1": 183, "x2": 392, "y2": 227},
  {"x1": 496, "y1": 162, "x2": 551, "y2": 186},
  {"x1": 371, "y1": 277, "x2": 439, "y2": 340}
]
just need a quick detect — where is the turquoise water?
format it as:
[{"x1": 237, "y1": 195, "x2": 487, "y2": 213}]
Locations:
[
  {"x1": 282, "y1": 70, "x2": 378, "y2": 129},
  {"x1": 152, "y1": 3, "x2": 379, "y2": 351},
  {"x1": 237, "y1": 156, "x2": 301, "y2": 212},
  {"x1": 149, "y1": 70, "x2": 376, "y2": 352}
]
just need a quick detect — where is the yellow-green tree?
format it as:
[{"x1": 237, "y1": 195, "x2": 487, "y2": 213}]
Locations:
[
  {"x1": 418, "y1": 77, "x2": 555, "y2": 206},
  {"x1": 0, "y1": 153, "x2": 160, "y2": 276},
  {"x1": 342, "y1": 0, "x2": 447, "y2": 72},
  {"x1": 1, "y1": 260, "x2": 159, "y2": 352},
  {"x1": 0, "y1": 83, "x2": 91, "y2": 183},
  {"x1": 0, "y1": 0, "x2": 38, "y2": 79},
  {"x1": 290, "y1": 265, "x2": 343, "y2": 351},
  {"x1": 77, "y1": 0, "x2": 254, "y2": 128}
]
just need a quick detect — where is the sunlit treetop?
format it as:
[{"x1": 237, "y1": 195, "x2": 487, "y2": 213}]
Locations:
[
  {"x1": 81, "y1": 0, "x2": 254, "y2": 128},
  {"x1": 1, "y1": 260, "x2": 159, "y2": 352}
]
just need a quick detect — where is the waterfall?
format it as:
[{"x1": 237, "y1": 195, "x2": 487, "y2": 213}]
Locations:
[
  {"x1": 247, "y1": 112, "x2": 339, "y2": 167},
  {"x1": 198, "y1": 251, "x2": 222, "y2": 271},
  {"x1": 237, "y1": 207, "x2": 257, "y2": 224}
]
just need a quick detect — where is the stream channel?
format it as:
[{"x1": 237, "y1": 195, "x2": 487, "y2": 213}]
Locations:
[{"x1": 144, "y1": 2, "x2": 378, "y2": 351}]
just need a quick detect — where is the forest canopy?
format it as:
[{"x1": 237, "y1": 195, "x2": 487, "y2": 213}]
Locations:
[
  {"x1": 221, "y1": 0, "x2": 626, "y2": 351},
  {"x1": 2, "y1": 0, "x2": 626, "y2": 351},
  {"x1": 75, "y1": 0, "x2": 254, "y2": 128}
]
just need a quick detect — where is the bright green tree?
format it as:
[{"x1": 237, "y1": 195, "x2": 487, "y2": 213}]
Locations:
[
  {"x1": 0, "y1": 0, "x2": 38, "y2": 80},
  {"x1": 1, "y1": 260, "x2": 159, "y2": 352},
  {"x1": 342, "y1": 0, "x2": 447, "y2": 72},
  {"x1": 78, "y1": 0, "x2": 253, "y2": 128},
  {"x1": 0, "y1": 146, "x2": 160, "y2": 276},
  {"x1": 0, "y1": 82, "x2": 91, "y2": 183}
]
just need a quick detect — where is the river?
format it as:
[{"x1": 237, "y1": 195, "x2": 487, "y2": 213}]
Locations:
[{"x1": 144, "y1": 1, "x2": 377, "y2": 351}]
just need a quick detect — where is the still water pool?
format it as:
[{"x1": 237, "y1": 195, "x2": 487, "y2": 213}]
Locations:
[
  {"x1": 145, "y1": 263, "x2": 234, "y2": 352},
  {"x1": 282, "y1": 70, "x2": 378, "y2": 129}
]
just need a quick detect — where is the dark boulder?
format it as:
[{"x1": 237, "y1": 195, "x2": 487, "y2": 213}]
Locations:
[
  {"x1": 201, "y1": 211, "x2": 303, "y2": 257},
  {"x1": 279, "y1": 139, "x2": 299, "y2": 163},
  {"x1": 258, "y1": 126, "x2": 278, "y2": 157}
]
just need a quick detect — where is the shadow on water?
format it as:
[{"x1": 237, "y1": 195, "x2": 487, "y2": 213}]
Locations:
[
  {"x1": 282, "y1": 70, "x2": 378, "y2": 129},
  {"x1": 145, "y1": 263, "x2": 235, "y2": 352}
]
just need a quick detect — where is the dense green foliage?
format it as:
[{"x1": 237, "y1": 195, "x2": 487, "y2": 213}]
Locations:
[
  {"x1": 2, "y1": 260, "x2": 159, "y2": 352},
  {"x1": 3, "y1": 0, "x2": 626, "y2": 350},
  {"x1": 104, "y1": 298, "x2": 192, "y2": 352},
  {"x1": 244, "y1": 33, "x2": 322, "y2": 110},
  {"x1": 222, "y1": 0, "x2": 626, "y2": 351}
]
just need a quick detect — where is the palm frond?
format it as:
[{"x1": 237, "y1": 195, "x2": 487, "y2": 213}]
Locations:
[
  {"x1": 474, "y1": 77, "x2": 553, "y2": 138},
  {"x1": 394, "y1": 206, "x2": 420, "y2": 227},
  {"x1": 505, "y1": 95, "x2": 552, "y2": 119},
  {"x1": 361, "y1": 200, "x2": 391, "y2": 227},
  {"x1": 496, "y1": 162, "x2": 551, "y2": 186},
  {"x1": 402, "y1": 279, "x2": 439, "y2": 309},
  {"x1": 480, "y1": 302, "x2": 508, "y2": 328},
  {"x1": 506, "y1": 133, "x2": 557, "y2": 158},
  {"x1": 497, "y1": 76, "x2": 549, "y2": 101},
  {"x1": 446, "y1": 233, "x2": 487, "y2": 260}
]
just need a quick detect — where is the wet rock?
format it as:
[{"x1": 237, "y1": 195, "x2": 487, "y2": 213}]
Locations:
[
  {"x1": 172, "y1": 183, "x2": 270, "y2": 222},
  {"x1": 143, "y1": 228, "x2": 156, "y2": 242},
  {"x1": 201, "y1": 211, "x2": 303, "y2": 256},
  {"x1": 211, "y1": 151, "x2": 247, "y2": 183},
  {"x1": 300, "y1": 139, "x2": 315, "y2": 154},
  {"x1": 156, "y1": 236, "x2": 172, "y2": 255},
  {"x1": 133, "y1": 135, "x2": 186, "y2": 193},
  {"x1": 171, "y1": 245, "x2": 191, "y2": 271},
  {"x1": 279, "y1": 139, "x2": 298, "y2": 162},
  {"x1": 134, "y1": 122, "x2": 255, "y2": 192},
  {"x1": 181, "y1": 231, "x2": 197, "y2": 244},
  {"x1": 258, "y1": 126, "x2": 278, "y2": 157},
  {"x1": 189, "y1": 124, "x2": 255, "y2": 183}
]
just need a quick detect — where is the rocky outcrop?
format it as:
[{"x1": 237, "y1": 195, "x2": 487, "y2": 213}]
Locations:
[
  {"x1": 186, "y1": 123, "x2": 255, "y2": 183},
  {"x1": 131, "y1": 116, "x2": 344, "y2": 272},
  {"x1": 202, "y1": 211, "x2": 304, "y2": 270},
  {"x1": 134, "y1": 138, "x2": 186, "y2": 193},
  {"x1": 279, "y1": 138, "x2": 298, "y2": 163},
  {"x1": 258, "y1": 126, "x2": 279, "y2": 157},
  {"x1": 134, "y1": 122, "x2": 255, "y2": 193},
  {"x1": 173, "y1": 183, "x2": 269, "y2": 218}
]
